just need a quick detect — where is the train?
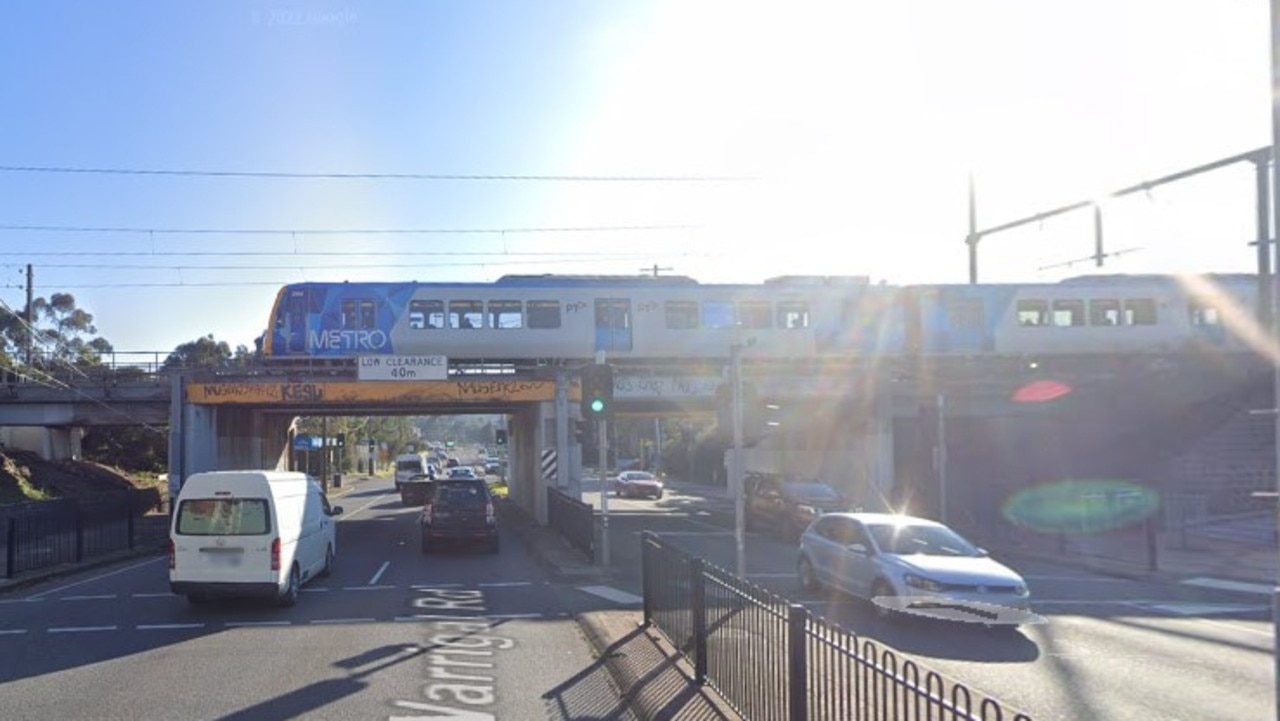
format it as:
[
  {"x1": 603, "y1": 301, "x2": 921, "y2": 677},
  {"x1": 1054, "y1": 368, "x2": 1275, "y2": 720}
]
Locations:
[{"x1": 259, "y1": 273, "x2": 1264, "y2": 364}]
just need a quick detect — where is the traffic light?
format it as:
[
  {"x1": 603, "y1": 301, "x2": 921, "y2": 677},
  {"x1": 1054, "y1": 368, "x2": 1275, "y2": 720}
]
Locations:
[
  {"x1": 580, "y1": 363, "x2": 614, "y2": 418},
  {"x1": 495, "y1": 429, "x2": 508, "y2": 447},
  {"x1": 335, "y1": 433, "x2": 345, "y2": 448}
]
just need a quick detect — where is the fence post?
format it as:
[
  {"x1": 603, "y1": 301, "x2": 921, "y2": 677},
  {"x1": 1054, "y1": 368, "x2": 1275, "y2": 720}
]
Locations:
[
  {"x1": 74, "y1": 507, "x2": 84, "y2": 562},
  {"x1": 1145, "y1": 517, "x2": 1157, "y2": 571},
  {"x1": 5, "y1": 517, "x2": 14, "y2": 579},
  {"x1": 787, "y1": 603, "x2": 809, "y2": 721},
  {"x1": 641, "y1": 531, "x2": 654, "y2": 627},
  {"x1": 690, "y1": 556, "x2": 707, "y2": 685}
]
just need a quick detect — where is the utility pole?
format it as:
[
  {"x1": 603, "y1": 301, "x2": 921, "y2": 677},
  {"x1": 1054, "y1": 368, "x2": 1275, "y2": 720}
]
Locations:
[
  {"x1": 24, "y1": 264, "x2": 33, "y2": 371},
  {"x1": 1268, "y1": 2, "x2": 1280, "y2": 716},
  {"x1": 595, "y1": 351, "x2": 610, "y2": 569},
  {"x1": 732, "y1": 342, "x2": 746, "y2": 577}
]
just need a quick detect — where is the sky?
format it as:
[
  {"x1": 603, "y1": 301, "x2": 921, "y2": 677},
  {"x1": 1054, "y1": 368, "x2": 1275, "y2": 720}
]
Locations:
[{"x1": 0, "y1": 0, "x2": 1272, "y2": 356}]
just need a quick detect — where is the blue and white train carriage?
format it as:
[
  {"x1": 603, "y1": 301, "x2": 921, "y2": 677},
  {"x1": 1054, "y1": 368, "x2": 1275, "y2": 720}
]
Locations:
[
  {"x1": 261, "y1": 274, "x2": 903, "y2": 363},
  {"x1": 260, "y1": 272, "x2": 1262, "y2": 365}
]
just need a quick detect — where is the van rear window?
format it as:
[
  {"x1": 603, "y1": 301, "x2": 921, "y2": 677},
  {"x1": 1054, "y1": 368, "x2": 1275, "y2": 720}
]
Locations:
[
  {"x1": 397, "y1": 459, "x2": 424, "y2": 472},
  {"x1": 176, "y1": 498, "x2": 271, "y2": 535}
]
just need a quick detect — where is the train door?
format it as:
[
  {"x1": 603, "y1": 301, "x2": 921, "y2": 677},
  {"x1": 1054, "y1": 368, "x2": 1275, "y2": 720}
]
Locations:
[
  {"x1": 284, "y1": 287, "x2": 311, "y2": 354},
  {"x1": 594, "y1": 298, "x2": 632, "y2": 352}
]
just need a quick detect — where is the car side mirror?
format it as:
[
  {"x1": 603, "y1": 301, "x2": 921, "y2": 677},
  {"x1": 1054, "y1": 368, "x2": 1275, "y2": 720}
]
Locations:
[
  {"x1": 976, "y1": 547, "x2": 989, "y2": 557},
  {"x1": 330, "y1": 506, "x2": 344, "y2": 516},
  {"x1": 849, "y1": 542, "x2": 869, "y2": 555}
]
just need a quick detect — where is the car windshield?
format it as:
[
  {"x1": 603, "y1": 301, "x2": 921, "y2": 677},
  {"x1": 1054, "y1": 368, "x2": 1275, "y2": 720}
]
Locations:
[
  {"x1": 783, "y1": 482, "x2": 840, "y2": 500},
  {"x1": 866, "y1": 522, "x2": 982, "y2": 557},
  {"x1": 622, "y1": 472, "x2": 655, "y2": 481}
]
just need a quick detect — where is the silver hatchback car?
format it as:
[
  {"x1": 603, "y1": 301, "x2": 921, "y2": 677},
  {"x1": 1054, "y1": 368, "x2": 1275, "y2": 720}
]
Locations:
[{"x1": 797, "y1": 512, "x2": 1033, "y2": 625}]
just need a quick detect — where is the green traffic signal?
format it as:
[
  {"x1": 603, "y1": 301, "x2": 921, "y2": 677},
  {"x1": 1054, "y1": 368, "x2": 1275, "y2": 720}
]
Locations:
[{"x1": 590, "y1": 398, "x2": 605, "y2": 413}]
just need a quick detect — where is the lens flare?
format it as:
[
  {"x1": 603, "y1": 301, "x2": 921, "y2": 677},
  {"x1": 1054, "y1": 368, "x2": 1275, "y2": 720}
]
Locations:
[
  {"x1": 1012, "y1": 379, "x2": 1073, "y2": 403},
  {"x1": 1002, "y1": 479, "x2": 1159, "y2": 534}
]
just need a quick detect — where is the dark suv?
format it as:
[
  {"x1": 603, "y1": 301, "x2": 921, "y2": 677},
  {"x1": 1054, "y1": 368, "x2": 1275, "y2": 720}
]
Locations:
[
  {"x1": 420, "y1": 478, "x2": 499, "y2": 554},
  {"x1": 746, "y1": 474, "x2": 848, "y2": 539}
]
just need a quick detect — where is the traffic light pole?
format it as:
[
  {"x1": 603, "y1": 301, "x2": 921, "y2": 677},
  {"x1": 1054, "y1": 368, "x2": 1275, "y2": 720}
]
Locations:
[{"x1": 598, "y1": 416, "x2": 609, "y2": 569}]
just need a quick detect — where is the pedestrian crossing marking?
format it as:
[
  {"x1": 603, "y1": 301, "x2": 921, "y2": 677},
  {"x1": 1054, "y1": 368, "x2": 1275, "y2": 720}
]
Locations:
[
  {"x1": 1181, "y1": 577, "x2": 1273, "y2": 596},
  {"x1": 577, "y1": 585, "x2": 642, "y2": 605}
]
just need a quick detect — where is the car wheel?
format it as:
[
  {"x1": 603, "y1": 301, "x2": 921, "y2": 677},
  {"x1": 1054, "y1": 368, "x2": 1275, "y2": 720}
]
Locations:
[
  {"x1": 654, "y1": 490, "x2": 664, "y2": 500},
  {"x1": 278, "y1": 565, "x2": 300, "y2": 608},
  {"x1": 870, "y1": 579, "x2": 897, "y2": 622},
  {"x1": 798, "y1": 556, "x2": 819, "y2": 592},
  {"x1": 319, "y1": 545, "x2": 334, "y2": 578}
]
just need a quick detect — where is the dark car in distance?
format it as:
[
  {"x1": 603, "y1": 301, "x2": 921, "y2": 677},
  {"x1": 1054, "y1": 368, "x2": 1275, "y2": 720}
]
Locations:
[
  {"x1": 399, "y1": 472, "x2": 435, "y2": 506},
  {"x1": 746, "y1": 474, "x2": 848, "y2": 539},
  {"x1": 420, "y1": 478, "x2": 499, "y2": 554}
]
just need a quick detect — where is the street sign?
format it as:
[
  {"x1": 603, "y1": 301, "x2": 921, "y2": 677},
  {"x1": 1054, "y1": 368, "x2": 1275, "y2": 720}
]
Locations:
[{"x1": 357, "y1": 355, "x2": 448, "y2": 381}]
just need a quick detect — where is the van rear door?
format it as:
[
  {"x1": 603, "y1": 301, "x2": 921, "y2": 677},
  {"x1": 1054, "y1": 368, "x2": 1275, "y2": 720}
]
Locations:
[{"x1": 172, "y1": 494, "x2": 274, "y2": 583}]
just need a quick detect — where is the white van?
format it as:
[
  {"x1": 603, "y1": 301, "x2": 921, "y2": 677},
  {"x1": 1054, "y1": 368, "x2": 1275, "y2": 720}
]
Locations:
[
  {"x1": 394, "y1": 453, "x2": 429, "y2": 490},
  {"x1": 169, "y1": 470, "x2": 343, "y2": 606}
]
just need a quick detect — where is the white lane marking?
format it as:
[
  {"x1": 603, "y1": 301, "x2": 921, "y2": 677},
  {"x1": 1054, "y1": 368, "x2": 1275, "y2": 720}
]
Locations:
[
  {"x1": 0, "y1": 598, "x2": 39, "y2": 605},
  {"x1": 1023, "y1": 576, "x2": 1132, "y2": 582},
  {"x1": 25, "y1": 557, "x2": 165, "y2": 600},
  {"x1": 478, "y1": 581, "x2": 534, "y2": 588},
  {"x1": 1126, "y1": 601, "x2": 1271, "y2": 616},
  {"x1": 49, "y1": 626, "x2": 118, "y2": 633},
  {"x1": 410, "y1": 583, "x2": 464, "y2": 589},
  {"x1": 344, "y1": 585, "x2": 396, "y2": 591},
  {"x1": 0, "y1": 629, "x2": 28, "y2": 635},
  {"x1": 224, "y1": 621, "x2": 291, "y2": 627},
  {"x1": 369, "y1": 561, "x2": 390, "y2": 586},
  {"x1": 61, "y1": 594, "x2": 117, "y2": 601},
  {"x1": 1181, "y1": 577, "x2": 1274, "y2": 596},
  {"x1": 138, "y1": 624, "x2": 205, "y2": 631},
  {"x1": 577, "y1": 585, "x2": 643, "y2": 605},
  {"x1": 343, "y1": 492, "x2": 392, "y2": 519},
  {"x1": 311, "y1": 618, "x2": 377, "y2": 625},
  {"x1": 302, "y1": 588, "x2": 330, "y2": 593},
  {"x1": 131, "y1": 593, "x2": 176, "y2": 598},
  {"x1": 484, "y1": 613, "x2": 545, "y2": 620}
]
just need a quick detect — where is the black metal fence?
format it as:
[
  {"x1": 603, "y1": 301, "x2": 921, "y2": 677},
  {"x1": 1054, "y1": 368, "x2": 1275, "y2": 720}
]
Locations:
[
  {"x1": 1, "y1": 488, "x2": 161, "y2": 579},
  {"x1": 547, "y1": 488, "x2": 594, "y2": 561},
  {"x1": 641, "y1": 531, "x2": 1034, "y2": 721}
]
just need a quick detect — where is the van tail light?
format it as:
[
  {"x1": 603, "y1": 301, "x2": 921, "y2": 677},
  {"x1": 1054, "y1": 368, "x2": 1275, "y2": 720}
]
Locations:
[
  {"x1": 168, "y1": 539, "x2": 175, "y2": 570},
  {"x1": 270, "y1": 537, "x2": 281, "y2": 571},
  {"x1": 485, "y1": 502, "x2": 495, "y2": 525},
  {"x1": 422, "y1": 504, "x2": 433, "y2": 524}
]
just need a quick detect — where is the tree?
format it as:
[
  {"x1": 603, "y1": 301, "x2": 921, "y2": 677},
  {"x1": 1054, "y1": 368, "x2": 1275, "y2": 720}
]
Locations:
[
  {"x1": 163, "y1": 335, "x2": 258, "y2": 371},
  {"x1": 0, "y1": 292, "x2": 114, "y2": 372}
]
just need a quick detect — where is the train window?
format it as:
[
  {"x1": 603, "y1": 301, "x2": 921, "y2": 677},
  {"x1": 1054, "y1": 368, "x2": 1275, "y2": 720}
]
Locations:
[
  {"x1": 778, "y1": 301, "x2": 810, "y2": 329},
  {"x1": 1051, "y1": 299, "x2": 1086, "y2": 327},
  {"x1": 702, "y1": 301, "x2": 735, "y2": 329},
  {"x1": 449, "y1": 301, "x2": 484, "y2": 330},
  {"x1": 488, "y1": 300, "x2": 524, "y2": 329},
  {"x1": 665, "y1": 301, "x2": 699, "y2": 329},
  {"x1": 1016, "y1": 300, "x2": 1049, "y2": 327},
  {"x1": 342, "y1": 298, "x2": 377, "y2": 330},
  {"x1": 1189, "y1": 303, "x2": 1222, "y2": 325},
  {"x1": 1089, "y1": 299, "x2": 1121, "y2": 326},
  {"x1": 737, "y1": 301, "x2": 773, "y2": 329},
  {"x1": 527, "y1": 300, "x2": 561, "y2": 329},
  {"x1": 409, "y1": 300, "x2": 444, "y2": 330},
  {"x1": 1124, "y1": 298, "x2": 1157, "y2": 326}
]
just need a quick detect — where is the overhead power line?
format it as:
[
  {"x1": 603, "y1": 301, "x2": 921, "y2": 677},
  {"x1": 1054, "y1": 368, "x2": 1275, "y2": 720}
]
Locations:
[
  {"x1": 0, "y1": 223, "x2": 696, "y2": 236},
  {"x1": 0, "y1": 165, "x2": 754, "y2": 182}
]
